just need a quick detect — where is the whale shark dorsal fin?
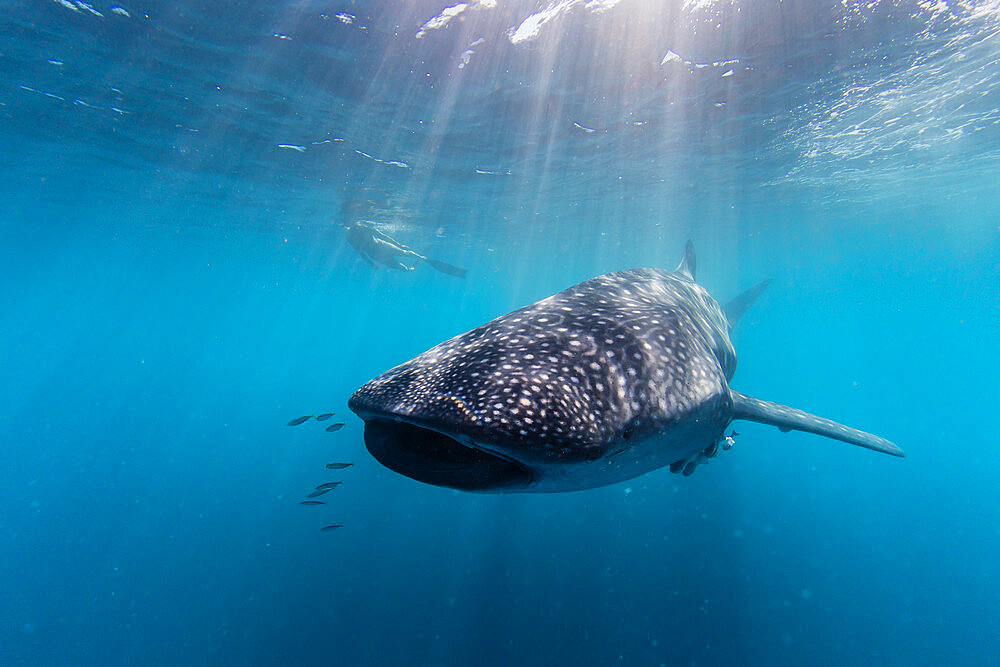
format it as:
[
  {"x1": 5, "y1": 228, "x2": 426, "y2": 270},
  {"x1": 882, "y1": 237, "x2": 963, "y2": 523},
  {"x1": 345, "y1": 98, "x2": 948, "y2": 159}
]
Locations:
[
  {"x1": 724, "y1": 279, "x2": 771, "y2": 329},
  {"x1": 730, "y1": 391, "x2": 905, "y2": 457},
  {"x1": 675, "y1": 240, "x2": 696, "y2": 281}
]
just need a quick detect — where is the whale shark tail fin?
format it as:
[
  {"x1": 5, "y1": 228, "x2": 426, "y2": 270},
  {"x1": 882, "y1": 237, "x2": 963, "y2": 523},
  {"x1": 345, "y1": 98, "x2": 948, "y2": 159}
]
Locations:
[
  {"x1": 676, "y1": 240, "x2": 696, "y2": 281},
  {"x1": 724, "y1": 279, "x2": 771, "y2": 329},
  {"x1": 423, "y1": 257, "x2": 468, "y2": 279},
  {"x1": 730, "y1": 390, "x2": 904, "y2": 457}
]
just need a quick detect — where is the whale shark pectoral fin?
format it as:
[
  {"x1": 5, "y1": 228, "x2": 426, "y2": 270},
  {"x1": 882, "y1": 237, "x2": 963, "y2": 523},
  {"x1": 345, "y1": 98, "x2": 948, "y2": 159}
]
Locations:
[
  {"x1": 730, "y1": 391, "x2": 904, "y2": 457},
  {"x1": 675, "y1": 239, "x2": 696, "y2": 281},
  {"x1": 723, "y1": 279, "x2": 771, "y2": 329}
]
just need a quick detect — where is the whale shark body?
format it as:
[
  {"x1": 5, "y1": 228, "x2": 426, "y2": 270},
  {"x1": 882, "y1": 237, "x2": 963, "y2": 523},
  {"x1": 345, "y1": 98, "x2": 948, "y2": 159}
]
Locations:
[{"x1": 349, "y1": 242, "x2": 903, "y2": 493}]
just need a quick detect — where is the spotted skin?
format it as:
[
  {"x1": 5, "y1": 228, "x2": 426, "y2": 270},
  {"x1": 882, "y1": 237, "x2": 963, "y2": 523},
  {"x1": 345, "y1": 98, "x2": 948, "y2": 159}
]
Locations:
[{"x1": 349, "y1": 246, "x2": 903, "y2": 493}]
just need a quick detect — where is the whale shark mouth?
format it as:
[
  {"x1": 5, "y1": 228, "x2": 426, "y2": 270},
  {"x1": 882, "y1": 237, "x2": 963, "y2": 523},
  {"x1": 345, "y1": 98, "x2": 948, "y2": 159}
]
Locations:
[{"x1": 362, "y1": 418, "x2": 533, "y2": 492}]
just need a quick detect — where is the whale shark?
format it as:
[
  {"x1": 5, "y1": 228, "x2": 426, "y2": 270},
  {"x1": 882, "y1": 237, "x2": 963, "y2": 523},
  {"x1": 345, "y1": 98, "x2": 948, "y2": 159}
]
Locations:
[{"x1": 348, "y1": 242, "x2": 903, "y2": 493}]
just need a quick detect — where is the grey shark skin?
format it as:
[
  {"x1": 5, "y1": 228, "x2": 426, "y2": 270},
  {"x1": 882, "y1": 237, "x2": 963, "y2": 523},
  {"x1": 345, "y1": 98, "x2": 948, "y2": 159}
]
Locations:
[{"x1": 349, "y1": 242, "x2": 903, "y2": 493}]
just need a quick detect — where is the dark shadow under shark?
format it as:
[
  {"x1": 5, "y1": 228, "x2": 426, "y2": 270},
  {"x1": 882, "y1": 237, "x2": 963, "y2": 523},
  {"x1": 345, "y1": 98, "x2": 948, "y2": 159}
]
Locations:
[{"x1": 349, "y1": 242, "x2": 903, "y2": 493}]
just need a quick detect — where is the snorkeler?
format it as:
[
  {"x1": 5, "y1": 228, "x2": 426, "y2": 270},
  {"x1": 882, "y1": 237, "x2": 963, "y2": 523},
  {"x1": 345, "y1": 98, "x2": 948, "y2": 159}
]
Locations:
[{"x1": 342, "y1": 221, "x2": 467, "y2": 278}]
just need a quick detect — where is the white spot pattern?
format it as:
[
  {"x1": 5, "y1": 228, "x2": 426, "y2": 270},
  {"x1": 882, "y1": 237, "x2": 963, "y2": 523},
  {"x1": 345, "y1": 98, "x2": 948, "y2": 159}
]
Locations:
[{"x1": 350, "y1": 268, "x2": 736, "y2": 464}]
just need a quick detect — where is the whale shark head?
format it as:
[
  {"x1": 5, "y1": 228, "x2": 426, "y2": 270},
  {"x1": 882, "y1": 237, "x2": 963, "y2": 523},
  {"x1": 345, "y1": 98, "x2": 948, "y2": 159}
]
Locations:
[
  {"x1": 349, "y1": 316, "x2": 666, "y2": 494},
  {"x1": 348, "y1": 242, "x2": 902, "y2": 494},
  {"x1": 348, "y1": 309, "x2": 656, "y2": 492}
]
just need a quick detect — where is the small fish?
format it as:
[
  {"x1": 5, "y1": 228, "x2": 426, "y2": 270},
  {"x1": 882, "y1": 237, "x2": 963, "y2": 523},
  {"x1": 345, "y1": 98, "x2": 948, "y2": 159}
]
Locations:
[
  {"x1": 307, "y1": 488, "x2": 333, "y2": 498},
  {"x1": 315, "y1": 413, "x2": 335, "y2": 421},
  {"x1": 299, "y1": 500, "x2": 325, "y2": 505},
  {"x1": 325, "y1": 462, "x2": 353, "y2": 469},
  {"x1": 326, "y1": 422, "x2": 345, "y2": 432},
  {"x1": 287, "y1": 415, "x2": 312, "y2": 426},
  {"x1": 722, "y1": 429, "x2": 739, "y2": 451},
  {"x1": 320, "y1": 524, "x2": 344, "y2": 531},
  {"x1": 315, "y1": 481, "x2": 342, "y2": 490}
]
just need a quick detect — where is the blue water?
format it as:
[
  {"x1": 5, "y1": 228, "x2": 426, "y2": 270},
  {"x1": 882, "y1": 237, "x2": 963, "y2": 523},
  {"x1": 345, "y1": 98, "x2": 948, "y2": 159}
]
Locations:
[{"x1": 2, "y1": 1, "x2": 999, "y2": 664}]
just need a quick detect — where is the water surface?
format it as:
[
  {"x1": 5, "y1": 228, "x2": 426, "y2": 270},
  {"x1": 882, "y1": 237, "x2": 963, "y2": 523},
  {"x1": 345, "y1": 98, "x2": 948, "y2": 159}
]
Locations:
[{"x1": 1, "y1": 1, "x2": 998, "y2": 664}]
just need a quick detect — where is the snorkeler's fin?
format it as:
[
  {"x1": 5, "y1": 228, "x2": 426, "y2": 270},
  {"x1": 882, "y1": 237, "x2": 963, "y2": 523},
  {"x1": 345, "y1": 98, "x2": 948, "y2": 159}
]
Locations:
[{"x1": 423, "y1": 257, "x2": 468, "y2": 278}]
